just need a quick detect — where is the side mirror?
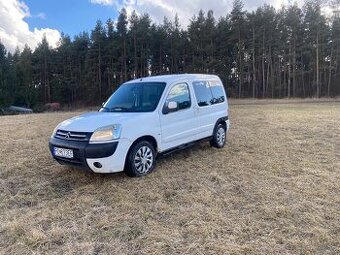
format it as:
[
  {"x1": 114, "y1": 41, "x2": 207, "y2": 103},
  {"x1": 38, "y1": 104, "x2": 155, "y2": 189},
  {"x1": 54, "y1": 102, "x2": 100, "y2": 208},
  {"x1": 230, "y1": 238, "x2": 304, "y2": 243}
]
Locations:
[
  {"x1": 168, "y1": 101, "x2": 178, "y2": 110},
  {"x1": 163, "y1": 101, "x2": 178, "y2": 114}
]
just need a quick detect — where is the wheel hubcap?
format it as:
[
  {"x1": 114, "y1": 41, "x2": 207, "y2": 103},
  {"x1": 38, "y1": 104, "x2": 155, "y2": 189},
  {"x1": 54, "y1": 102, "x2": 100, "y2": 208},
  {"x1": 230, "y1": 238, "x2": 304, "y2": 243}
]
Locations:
[
  {"x1": 217, "y1": 127, "x2": 226, "y2": 145},
  {"x1": 134, "y1": 146, "x2": 153, "y2": 174}
]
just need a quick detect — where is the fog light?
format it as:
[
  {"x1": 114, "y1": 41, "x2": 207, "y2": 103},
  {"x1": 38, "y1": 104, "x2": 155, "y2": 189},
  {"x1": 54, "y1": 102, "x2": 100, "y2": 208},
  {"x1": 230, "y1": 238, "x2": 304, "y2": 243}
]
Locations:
[{"x1": 93, "y1": 162, "x2": 102, "y2": 168}]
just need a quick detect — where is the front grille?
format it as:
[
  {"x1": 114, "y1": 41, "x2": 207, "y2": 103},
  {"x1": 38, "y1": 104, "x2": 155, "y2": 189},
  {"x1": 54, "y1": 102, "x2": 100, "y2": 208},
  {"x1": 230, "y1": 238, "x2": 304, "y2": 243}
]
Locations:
[{"x1": 55, "y1": 130, "x2": 92, "y2": 142}]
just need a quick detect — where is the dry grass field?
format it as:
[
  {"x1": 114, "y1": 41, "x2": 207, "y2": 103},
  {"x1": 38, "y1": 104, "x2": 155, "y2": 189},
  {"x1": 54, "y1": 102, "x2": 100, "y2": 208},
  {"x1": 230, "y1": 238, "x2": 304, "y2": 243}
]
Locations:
[{"x1": 0, "y1": 101, "x2": 339, "y2": 255}]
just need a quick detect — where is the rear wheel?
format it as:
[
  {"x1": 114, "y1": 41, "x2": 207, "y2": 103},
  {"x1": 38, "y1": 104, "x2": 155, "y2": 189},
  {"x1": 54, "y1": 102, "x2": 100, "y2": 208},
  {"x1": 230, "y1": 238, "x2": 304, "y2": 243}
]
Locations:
[
  {"x1": 125, "y1": 141, "x2": 156, "y2": 177},
  {"x1": 210, "y1": 123, "x2": 226, "y2": 148}
]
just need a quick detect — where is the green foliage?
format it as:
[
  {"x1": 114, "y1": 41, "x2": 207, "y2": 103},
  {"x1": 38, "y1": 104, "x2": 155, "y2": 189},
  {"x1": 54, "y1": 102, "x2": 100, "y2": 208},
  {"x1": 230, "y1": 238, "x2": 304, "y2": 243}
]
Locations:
[
  {"x1": 0, "y1": 42, "x2": 9, "y2": 107},
  {"x1": 0, "y1": 1, "x2": 339, "y2": 108}
]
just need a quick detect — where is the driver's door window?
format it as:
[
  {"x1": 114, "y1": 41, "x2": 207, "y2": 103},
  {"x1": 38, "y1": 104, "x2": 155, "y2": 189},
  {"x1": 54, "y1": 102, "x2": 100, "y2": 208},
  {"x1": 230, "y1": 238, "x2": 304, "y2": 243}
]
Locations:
[{"x1": 165, "y1": 83, "x2": 191, "y2": 111}]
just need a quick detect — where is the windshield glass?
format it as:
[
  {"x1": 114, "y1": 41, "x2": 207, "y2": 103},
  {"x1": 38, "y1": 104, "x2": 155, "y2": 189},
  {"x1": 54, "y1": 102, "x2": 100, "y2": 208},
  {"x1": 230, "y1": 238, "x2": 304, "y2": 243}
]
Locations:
[{"x1": 100, "y1": 82, "x2": 166, "y2": 112}]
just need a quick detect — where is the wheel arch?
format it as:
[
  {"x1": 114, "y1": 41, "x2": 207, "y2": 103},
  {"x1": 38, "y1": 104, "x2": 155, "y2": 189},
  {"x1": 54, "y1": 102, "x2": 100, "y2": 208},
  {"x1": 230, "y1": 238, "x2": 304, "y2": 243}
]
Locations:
[
  {"x1": 214, "y1": 116, "x2": 228, "y2": 132},
  {"x1": 124, "y1": 135, "x2": 158, "y2": 168}
]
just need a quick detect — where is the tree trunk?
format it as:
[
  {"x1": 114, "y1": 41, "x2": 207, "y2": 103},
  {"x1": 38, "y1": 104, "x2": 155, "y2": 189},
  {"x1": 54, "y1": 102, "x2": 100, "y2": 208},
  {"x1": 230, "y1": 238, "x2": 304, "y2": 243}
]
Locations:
[
  {"x1": 288, "y1": 42, "x2": 291, "y2": 98},
  {"x1": 170, "y1": 36, "x2": 174, "y2": 73},
  {"x1": 140, "y1": 44, "x2": 144, "y2": 76},
  {"x1": 262, "y1": 29, "x2": 265, "y2": 98},
  {"x1": 293, "y1": 39, "x2": 297, "y2": 97},
  {"x1": 134, "y1": 32, "x2": 137, "y2": 78},
  {"x1": 327, "y1": 46, "x2": 333, "y2": 97},
  {"x1": 283, "y1": 62, "x2": 286, "y2": 98},
  {"x1": 266, "y1": 45, "x2": 271, "y2": 97},
  {"x1": 98, "y1": 44, "x2": 102, "y2": 102},
  {"x1": 123, "y1": 36, "x2": 127, "y2": 81},
  {"x1": 270, "y1": 56, "x2": 274, "y2": 98},
  {"x1": 302, "y1": 70, "x2": 306, "y2": 97},
  {"x1": 239, "y1": 50, "x2": 243, "y2": 98},
  {"x1": 252, "y1": 26, "x2": 256, "y2": 98},
  {"x1": 278, "y1": 57, "x2": 282, "y2": 98},
  {"x1": 316, "y1": 28, "x2": 320, "y2": 97},
  {"x1": 239, "y1": 28, "x2": 243, "y2": 98},
  {"x1": 44, "y1": 51, "x2": 50, "y2": 103},
  {"x1": 159, "y1": 45, "x2": 162, "y2": 74}
]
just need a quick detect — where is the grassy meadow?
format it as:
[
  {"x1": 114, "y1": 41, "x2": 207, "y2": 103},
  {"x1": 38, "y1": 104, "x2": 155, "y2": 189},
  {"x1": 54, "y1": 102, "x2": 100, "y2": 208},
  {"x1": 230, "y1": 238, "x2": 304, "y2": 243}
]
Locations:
[{"x1": 0, "y1": 100, "x2": 339, "y2": 254}]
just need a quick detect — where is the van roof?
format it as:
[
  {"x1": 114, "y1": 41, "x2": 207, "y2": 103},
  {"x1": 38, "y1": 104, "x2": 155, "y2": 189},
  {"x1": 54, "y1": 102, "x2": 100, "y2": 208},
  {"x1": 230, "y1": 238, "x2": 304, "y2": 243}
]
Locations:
[{"x1": 125, "y1": 73, "x2": 220, "y2": 85}]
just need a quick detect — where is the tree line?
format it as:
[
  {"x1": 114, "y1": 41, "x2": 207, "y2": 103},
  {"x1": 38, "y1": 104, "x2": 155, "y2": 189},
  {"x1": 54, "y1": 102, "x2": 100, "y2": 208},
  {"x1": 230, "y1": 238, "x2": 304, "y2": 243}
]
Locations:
[{"x1": 0, "y1": 0, "x2": 340, "y2": 109}]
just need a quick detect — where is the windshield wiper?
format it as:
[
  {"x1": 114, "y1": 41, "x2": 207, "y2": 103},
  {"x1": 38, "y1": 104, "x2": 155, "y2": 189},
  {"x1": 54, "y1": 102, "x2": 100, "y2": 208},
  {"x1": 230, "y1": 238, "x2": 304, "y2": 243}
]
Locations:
[{"x1": 109, "y1": 107, "x2": 132, "y2": 112}]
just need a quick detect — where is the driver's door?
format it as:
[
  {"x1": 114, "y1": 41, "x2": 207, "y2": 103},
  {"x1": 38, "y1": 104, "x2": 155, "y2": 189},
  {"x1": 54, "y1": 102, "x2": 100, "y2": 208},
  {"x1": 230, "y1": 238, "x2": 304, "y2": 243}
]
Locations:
[{"x1": 159, "y1": 82, "x2": 197, "y2": 151}]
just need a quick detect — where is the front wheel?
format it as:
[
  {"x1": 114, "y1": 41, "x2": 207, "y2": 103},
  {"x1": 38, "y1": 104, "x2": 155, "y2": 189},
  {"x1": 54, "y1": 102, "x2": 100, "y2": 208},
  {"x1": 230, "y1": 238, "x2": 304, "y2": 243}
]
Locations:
[
  {"x1": 210, "y1": 123, "x2": 226, "y2": 148},
  {"x1": 125, "y1": 141, "x2": 156, "y2": 177}
]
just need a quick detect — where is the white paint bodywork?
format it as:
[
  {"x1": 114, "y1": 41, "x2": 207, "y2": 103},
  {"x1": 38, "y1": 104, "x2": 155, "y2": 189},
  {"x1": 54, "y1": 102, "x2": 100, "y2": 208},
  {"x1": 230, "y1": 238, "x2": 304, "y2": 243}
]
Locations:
[{"x1": 54, "y1": 74, "x2": 229, "y2": 173}]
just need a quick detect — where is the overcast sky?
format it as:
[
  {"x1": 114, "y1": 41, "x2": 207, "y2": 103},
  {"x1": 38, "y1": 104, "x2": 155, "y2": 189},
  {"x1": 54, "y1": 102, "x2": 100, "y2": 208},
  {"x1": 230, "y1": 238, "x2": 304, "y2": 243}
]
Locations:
[{"x1": 0, "y1": 0, "x2": 308, "y2": 53}]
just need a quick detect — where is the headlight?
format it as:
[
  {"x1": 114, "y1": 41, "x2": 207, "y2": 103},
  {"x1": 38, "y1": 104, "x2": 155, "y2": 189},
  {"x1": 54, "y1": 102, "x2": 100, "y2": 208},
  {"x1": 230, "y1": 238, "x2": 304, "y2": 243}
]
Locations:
[{"x1": 89, "y1": 125, "x2": 122, "y2": 144}]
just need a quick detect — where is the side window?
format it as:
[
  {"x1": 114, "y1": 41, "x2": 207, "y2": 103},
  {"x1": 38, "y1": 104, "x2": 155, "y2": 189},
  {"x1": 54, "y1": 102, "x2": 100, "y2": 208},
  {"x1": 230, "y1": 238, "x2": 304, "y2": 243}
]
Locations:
[
  {"x1": 209, "y1": 80, "x2": 225, "y2": 104},
  {"x1": 192, "y1": 81, "x2": 213, "y2": 107},
  {"x1": 166, "y1": 83, "x2": 191, "y2": 111}
]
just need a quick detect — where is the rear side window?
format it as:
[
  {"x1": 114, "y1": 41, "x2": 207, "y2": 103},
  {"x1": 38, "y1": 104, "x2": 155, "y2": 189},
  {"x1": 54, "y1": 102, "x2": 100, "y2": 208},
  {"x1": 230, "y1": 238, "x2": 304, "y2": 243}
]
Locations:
[
  {"x1": 192, "y1": 81, "x2": 213, "y2": 107},
  {"x1": 166, "y1": 83, "x2": 191, "y2": 110},
  {"x1": 209, "y1": 80, "x2": 225, "y2": 104}
]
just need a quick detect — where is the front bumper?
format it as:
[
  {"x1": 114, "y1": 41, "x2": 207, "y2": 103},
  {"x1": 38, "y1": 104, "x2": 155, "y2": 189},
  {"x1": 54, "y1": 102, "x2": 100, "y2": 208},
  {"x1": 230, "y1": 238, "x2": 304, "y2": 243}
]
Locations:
[{"x1": 49, "y1": 137, "x2": 118, "y2": 172}]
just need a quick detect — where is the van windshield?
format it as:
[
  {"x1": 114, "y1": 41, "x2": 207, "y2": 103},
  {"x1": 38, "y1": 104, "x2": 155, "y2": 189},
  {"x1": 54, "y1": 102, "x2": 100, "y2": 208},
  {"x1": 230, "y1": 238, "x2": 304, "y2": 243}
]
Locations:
[{"x1": 100, "y1": 82, "x2": 166, "y2": 112}]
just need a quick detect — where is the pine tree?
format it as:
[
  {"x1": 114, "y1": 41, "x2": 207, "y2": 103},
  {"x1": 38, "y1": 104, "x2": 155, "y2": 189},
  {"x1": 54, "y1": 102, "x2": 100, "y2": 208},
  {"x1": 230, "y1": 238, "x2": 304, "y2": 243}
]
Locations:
[
  {"x1": 117, "y1": 8, "x2": 128, "y2": 82},
  {"x1": 33, "y1": 35, "x2": 52, "y2": 104},
  {"x1": 303, "y1": 0, "x2": 328, "y2": 97},
  {"x1": 215, "y1": 16, "x2": 232, "y2": 93},
  {"x1": 85, "y1": 20, "x2": 106, "y2": 103},
  {"x1": 0, "y1": 42, "x2": 9, "y2": 107},
  {"x1": 17, "y1": 45, "x2": 35, "y2": 107},
  {"x1": 72, "y1": 32, "x2": 90, "y2": 102},
  {"x1": 105, "y1": 18, "x2": 118, "y2": 94},
  {"x1": 230, "y1": 0, "x2": 246, "y2": 97},
  {"x1": 1, "y1": 4, "x2": 340, "y2": 106}
]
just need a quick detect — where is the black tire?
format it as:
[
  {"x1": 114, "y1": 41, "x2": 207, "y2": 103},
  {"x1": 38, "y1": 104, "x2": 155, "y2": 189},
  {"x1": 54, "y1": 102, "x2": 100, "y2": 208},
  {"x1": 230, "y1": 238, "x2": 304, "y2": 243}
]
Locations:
[
  {"x1": 125, "y1": 141, "x2": 156, "y2": 177},
  {"x1": 210, "y1": 123, "x2": 226, "y2": 148}
]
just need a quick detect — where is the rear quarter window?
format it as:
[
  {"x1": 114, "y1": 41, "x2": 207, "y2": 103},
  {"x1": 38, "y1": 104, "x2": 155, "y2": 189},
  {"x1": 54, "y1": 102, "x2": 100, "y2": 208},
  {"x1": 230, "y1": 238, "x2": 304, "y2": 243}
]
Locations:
[
  {"x1": 209, "y1": 80, "x2": 225, "y2": 104},
  {"x1": 192, "y1": 81, "x2": 213, "y2": 107}
]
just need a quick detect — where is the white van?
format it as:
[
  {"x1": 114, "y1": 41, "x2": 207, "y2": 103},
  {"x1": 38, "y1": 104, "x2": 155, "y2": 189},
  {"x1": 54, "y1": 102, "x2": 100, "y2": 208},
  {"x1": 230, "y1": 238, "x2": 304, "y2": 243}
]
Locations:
[{"x1": 49, "y1": 74, "x2": 230, "y2": 177}]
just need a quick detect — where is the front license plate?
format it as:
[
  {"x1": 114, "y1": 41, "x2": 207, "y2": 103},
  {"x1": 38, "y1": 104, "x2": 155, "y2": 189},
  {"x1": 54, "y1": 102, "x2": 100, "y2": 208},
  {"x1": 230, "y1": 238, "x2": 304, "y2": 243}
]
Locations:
[{"x1": 54, "y1": 147, "x2": 74, "y2": 159}]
